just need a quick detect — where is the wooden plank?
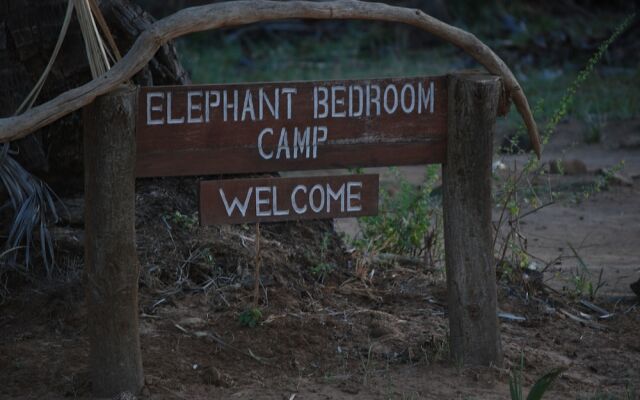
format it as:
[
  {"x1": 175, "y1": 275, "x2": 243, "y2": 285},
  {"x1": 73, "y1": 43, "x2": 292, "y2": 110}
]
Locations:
[
  {"x1": 443, "y1": 73, "x2": 502, "y2": 366},
  {"x1": 137, "y1": 76, "x2": 447, "y2": 177},
  {"x1": 83, "y1": 85, "x2": 144, "y2": 396},
  {"x1": 199, "y1": 174, "x2": 379, "y2": 225}
]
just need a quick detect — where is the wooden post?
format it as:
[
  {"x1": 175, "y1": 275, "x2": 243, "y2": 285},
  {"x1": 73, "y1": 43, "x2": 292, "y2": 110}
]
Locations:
[
  {"x1": 443, "y1": 73, "x2": 502, "y2": 366},
  {"x1": 83, "y1": 85, "x2": 144, "y2": 396}
]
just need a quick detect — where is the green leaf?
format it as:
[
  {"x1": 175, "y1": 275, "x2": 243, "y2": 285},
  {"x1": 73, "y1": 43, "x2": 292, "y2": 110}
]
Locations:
[
  {"x1": 509, "y1": 374, "x2": 523, "y2": 400},
  {"x1": 239, "y1": 307, "x2": 262, "y2": 328},
  {"x1": 526, "y1": 368, "x2": 565, "y2": 400}
]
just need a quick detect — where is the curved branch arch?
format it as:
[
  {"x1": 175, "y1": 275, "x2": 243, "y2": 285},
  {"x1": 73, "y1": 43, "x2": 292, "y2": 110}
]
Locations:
[{"x1": 0, "y1": 0, "x2": 541, "y2": 157}]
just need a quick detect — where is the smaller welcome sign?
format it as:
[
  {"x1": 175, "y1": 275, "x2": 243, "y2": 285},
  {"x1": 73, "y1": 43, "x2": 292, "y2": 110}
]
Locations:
[{"x1": 199, "y1": 174, "x2": 378, "y2": 225}]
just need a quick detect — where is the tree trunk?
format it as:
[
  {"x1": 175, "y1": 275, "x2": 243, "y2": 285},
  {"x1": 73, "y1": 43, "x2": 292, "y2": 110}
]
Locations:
[
  {"x1": 0, "y1": 0, "x2": 189, "y2": 175},
  {"x1": 83, "y1": 85, "x2": 143, "y2": 397},
  {"x1": 442, "y1": 72, "x2": 502, "y2": 367}
]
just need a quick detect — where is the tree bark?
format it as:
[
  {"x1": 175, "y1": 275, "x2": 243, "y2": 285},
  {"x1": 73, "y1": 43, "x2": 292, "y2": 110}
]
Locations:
[
  {"x1": 0, "y1": 0, "x2": 190, "y2": 174},
  {"x1": 83, "y1": 85, "x2": 143, "y2": 397},
  {"x1": 443, "y1": 72, "x2": 502, "y2": 367}
]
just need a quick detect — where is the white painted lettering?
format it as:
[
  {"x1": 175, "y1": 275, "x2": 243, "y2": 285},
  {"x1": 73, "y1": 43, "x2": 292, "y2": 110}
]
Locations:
[
  {"x1": 349, "y1": 85, "x2": 364, "y2": 117},
  {"x1": 347, "y1": 181, "x2": 363, "y2": 212},
  {"x1": 219, "y1": 188, "x2": 253, "y2": 217},
  {"x1": 366, "y1": 84, "x2": 381, "y2": 116},
  {"x1": 223, "y1": 90, "x2": 239, "y2": 122},
  {"x1": 400, "y1": 84, "x2": 415, "y2": 113},
  {"x1": 418, "y1": 81, "x2": 435, "y2": 114},
  {"x1": 241, "y1": 89, "x2": 256, "y2": 121},
  {"x1": 309, "y1": 184, "x2": 325, "y2": 213},
  {"x1": 259, "y1": 88, "x2": 279, "y2": 120},
  {"x1": 276, "y1": 127, "x2": 291, "y2": 160},
  {"x1": 205, "y1": 90, "x2": 220, "y2": 122},
  {"x1": 255, "y1": 186, "x2": 271, "y2": 217},
  {"x1": 272, "y1": 186, "x2": 290, "y2": 216},
  {"x1": 187, "y1": 91, "x2": 203, "y2": 123},
  {"x1": 314, "y1": 86, "x2": 329, "y2": 119},
  {"x1": 383, "y1": 84, "x2": 398, "y2": 114},
  {"x1": 146, "y1": 92, "x2": 164, "y2": 125},
  {"x1": 291, "y1": 185, "x2": 307, "y2": 214},
  {"x1": 293, "y1": 126, "x2": 311, "y2": 159},
  {"x1": 312, "y1": 126, "x2": 328, "y2": 159},
  {"x1": 282, "y1": 87, "x2": 297, "y2": 120},
  {"x1": 326, "y1": 183, "x2": 346, "y2": 212},
  {"x1": 258, "y1": 128, "x2": 274, "y2": 160},
  {"x1": 331, "y1": 85, "x2": 346, "y2": 117}
]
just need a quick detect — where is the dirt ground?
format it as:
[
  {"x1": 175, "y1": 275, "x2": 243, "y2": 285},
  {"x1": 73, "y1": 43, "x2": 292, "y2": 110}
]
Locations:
[{"x1": 1, "y1": 118, "x2": 639, "y2": 399}]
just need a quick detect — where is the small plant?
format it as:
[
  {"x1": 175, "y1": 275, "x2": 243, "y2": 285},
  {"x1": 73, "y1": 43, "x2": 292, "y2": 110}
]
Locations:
[
  {"x1": 567, "y1": 244, "x2": 605, "y2": 300},
  {"x1": 509, "y1": 354, "x2": 565, "y2": 400},
  {"x1": 581, "y1": 109, "x2": 608, "y2": 144},
  {"x1": 420, "y1": 335, "x2": 449, "y2": 365},
  {"x1": 311, "y1": 233, "x2": 335, "y2": 282},
  {"x1": 493, "y1": 13, "x2": 635, "y2": 280},
  {"x1": 238, "y1": 307, "x2": 262, "y2": 328},
  {"x1": 356, "y1": 165, "x2": 442, "y2": 262},
  {"x1": 166, "y1": 210, "x2": 198, "y2": 229},
  {"x1": 1, "y1": 145, "x2": 60, "y2": 277},
  {"x1": 311, "y1": 262, "x2": 334, "y2": 282},
  {"x1": 200, "y1": 247, "x2": 215, "y2": 266}
]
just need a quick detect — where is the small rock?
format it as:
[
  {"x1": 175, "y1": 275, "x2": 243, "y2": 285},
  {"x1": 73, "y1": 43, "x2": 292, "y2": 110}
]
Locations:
[{"x1": 549, "y1": 159, "x2": 588, "y2": 175}]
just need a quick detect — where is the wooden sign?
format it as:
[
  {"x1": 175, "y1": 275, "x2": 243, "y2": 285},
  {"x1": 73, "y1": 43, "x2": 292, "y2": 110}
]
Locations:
[
  {"x1": 199, "y1": 174, "x2": 378, "y2": 225},
  {"x1": 137, "y1": 76, "x2": 447, "y2": 177}
]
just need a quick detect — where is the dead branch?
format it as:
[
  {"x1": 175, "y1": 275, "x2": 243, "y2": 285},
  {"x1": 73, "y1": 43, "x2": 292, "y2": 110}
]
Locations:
[{"x1": 0, "y1": 0, "x2": 540, "y2": 157}]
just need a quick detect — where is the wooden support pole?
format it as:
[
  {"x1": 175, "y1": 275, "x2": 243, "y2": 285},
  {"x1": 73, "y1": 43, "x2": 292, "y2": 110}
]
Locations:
[
  {"x1": 83, "y1": 85, "x2": 144, "y2": 396},
  {"x1": 443, "y1": 73, "x2": 502, "y2": 367}
]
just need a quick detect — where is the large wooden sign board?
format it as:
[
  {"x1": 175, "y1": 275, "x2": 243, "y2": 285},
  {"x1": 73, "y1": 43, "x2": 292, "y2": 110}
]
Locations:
[
  {"x1": 137, "y1": 76, "x2": 447, "y2": 178},
  {"x1": 137, "y1": 75, "x2": 447, "y2": 225},
  {"x1": 97, "y1": 69, "x2": 502, "y2": 372}
]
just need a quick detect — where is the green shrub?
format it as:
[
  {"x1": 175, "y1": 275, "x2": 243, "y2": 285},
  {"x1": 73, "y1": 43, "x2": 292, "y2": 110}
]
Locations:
[
  {"x1": 356, "y1": 165, "x2": 442, "y2": 261},
  {"x1": 238, "y1": 307, "x2": 262, "y2": 328}
]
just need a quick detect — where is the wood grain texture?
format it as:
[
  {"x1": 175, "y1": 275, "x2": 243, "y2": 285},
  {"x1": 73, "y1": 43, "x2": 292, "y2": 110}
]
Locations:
[
  {"x1": 83, "y1": 85, "x2": 144, "y2": 396},
  {"x1": 200, "y1": 174, "x2": 378, "y2": 224},
  {"x1": 136, "y1": 77, "x2": 446, "y2": 177},
  {"x1": 0, "y1": 0, "x2": 540, "y2": 157},
  {"x1": 442, "y1": 73, "x2": 502, "y2": 367}
]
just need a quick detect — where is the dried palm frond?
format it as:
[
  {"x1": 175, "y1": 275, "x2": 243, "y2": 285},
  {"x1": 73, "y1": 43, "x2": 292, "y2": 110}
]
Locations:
[
  {"x1": 74, "y1": 0, "x2": 111, "y2": 78},
  {"x1": 0, "y1": 1, "x2": 75, "y2": 276},
  {"x1": 2, "y1": 0, "x2": 116, "y2": 278},
  {"x1": 1, "y1": 145, "x2": 59, "y2": 276}
]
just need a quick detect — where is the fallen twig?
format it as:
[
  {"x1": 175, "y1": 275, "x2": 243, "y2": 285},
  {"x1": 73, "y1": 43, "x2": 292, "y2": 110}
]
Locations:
[
  {"x1": 579, "y1": 299, "x2": 614, "y2": 319},
  {"x1": 198, "y1": 330, "x2": 270, "y2": 365},
  {"x1": 559, "y1": 308, "x2": 607, "y2": 330}
]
